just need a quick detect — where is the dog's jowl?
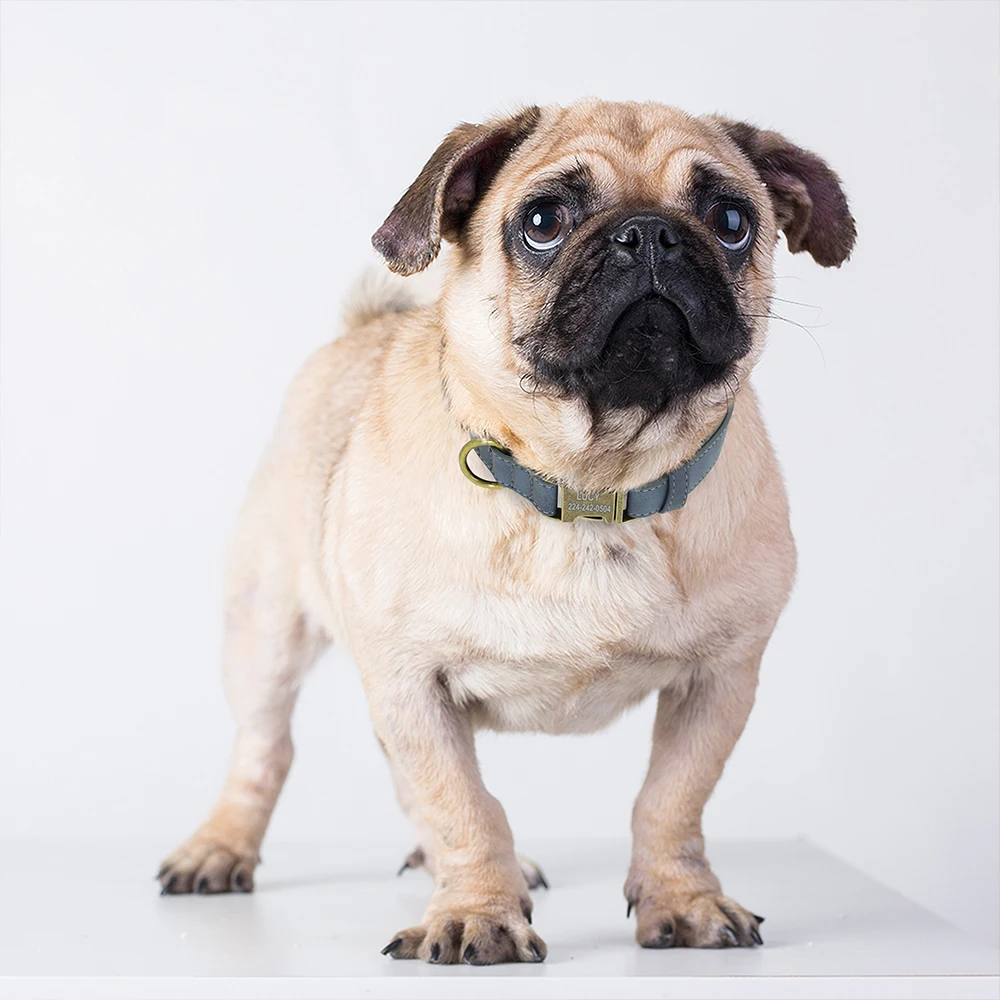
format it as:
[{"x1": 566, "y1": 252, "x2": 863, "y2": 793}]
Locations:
[{"x1": 158, "y1": 100, "x2": 854, "y2": 964}]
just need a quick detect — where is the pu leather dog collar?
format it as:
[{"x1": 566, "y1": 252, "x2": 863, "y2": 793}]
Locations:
[{"x1": 458, "y1": 401, "x2": 734, "y2": 523}]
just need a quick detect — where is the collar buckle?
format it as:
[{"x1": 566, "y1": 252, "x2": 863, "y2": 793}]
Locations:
[{"x1": 557, "y1": 485, "x2": 626, "y2": 523}]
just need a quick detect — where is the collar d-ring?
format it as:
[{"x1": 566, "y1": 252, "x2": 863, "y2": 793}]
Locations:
[{"x1": 458, "y1": 437, "x2": 505, "y2": 489}]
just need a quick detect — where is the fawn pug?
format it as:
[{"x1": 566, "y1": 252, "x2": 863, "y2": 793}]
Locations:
[{"x1": 158, "y1": 99, "x2": 854, "y2": 964}]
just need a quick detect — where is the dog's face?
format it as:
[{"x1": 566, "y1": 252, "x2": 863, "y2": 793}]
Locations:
[{"x1": 374, "y1": 100, "x2": 854, "y2": 447}]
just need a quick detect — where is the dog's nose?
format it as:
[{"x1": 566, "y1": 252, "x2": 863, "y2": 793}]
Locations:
[{"x1": 610, "y1": 215, "x2": 681, "y2": 264}]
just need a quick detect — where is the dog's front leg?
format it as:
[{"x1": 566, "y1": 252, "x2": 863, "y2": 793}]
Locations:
[
  {"x1": 625, "y1": 647, "x2": 766, "y2": 949},
  {"x1": 367, "y1": 662, "x2": 546, "y2": 965}
]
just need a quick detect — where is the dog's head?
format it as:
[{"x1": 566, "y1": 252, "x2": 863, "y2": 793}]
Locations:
[{"x1": 373, "y1": 100, "x2": 854, "y2": 478}]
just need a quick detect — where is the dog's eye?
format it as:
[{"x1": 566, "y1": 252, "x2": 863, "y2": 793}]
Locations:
[
  {"x1": 523, "y1": 202, "x2": 572, "y2": 251},
  {"x1": 704, "y1": 202, "x2": 752, "y2": 252}
]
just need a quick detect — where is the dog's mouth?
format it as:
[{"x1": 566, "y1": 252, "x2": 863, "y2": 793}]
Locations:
[
  {"x1": 559, "y1": 293, "x2": 702, "y2": 377},
  {"x1": 601, "y1": 293, "x2": 692, "y2": 362},
  {"x1": 529, "y1": 288, "x2": 739, "y2": 415}
]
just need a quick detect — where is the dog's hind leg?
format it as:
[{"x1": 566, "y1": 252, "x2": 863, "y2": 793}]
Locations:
[{"x1": 157, "y1": 530, "x2": 328, "y2": 895}]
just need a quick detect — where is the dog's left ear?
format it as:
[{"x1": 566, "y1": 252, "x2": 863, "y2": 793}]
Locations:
[
  {"x1": 707, "y1": 117, "x2": 856, "y2": 267},
  {"x1": 373, "y1": 107, "x2": 542, "y2": 276}
]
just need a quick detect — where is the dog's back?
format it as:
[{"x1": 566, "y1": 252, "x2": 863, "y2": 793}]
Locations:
[{"x1": 223, "y1": 266, "x2": 435, "y2": 630}]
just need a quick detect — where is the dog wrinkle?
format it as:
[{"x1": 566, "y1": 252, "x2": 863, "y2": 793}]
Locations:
[{"x1": 650, "y1": 518, "x2": 689, "y2": 602}]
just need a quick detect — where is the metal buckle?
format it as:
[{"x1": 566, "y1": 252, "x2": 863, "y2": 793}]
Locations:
[
  {"x1": 458, "y1": 438, "x2": 506, "y2": 489},
  {"x1": 557, "y1": 485, "x2": 625, "y2": 523}
]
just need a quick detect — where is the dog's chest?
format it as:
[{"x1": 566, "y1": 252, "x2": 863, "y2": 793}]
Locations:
[{"x1": 427, "y1": 519, "x2": 717, "y2": 734}]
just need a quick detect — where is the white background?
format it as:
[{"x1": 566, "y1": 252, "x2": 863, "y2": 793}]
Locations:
[{"x1": 1, "y1": 0, "x2": 997, "y2": 949}]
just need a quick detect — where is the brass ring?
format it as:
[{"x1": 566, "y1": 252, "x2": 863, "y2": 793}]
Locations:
[{"x1": 459, "y1": 438, "x2": 505, "y2": 489}]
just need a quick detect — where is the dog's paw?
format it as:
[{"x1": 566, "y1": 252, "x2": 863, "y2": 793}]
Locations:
[
  {"x1": 157, "y1": 837, "x2": 257, "y2": 895},
  {"x1": 381, "y1": 897, "x2": 546, "y2": 964},
  {"x1": 517, "y1": 855, "x2": 550, "y2": 890},
  {"x1": 396, "y1": 848, "x2": 550, "y2": 890},
  {"x1": 396, "y1": 846, "x2": 428, "y2": 876},
  {"x1": 625, "y1": 880, "x2": 763, "y2": 948}
]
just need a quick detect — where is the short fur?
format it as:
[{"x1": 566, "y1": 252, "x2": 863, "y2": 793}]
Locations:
[{"x1": 158, "y1": 99, "x2": 854, "y2": 964}]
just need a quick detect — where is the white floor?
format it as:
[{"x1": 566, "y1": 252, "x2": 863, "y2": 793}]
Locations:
[{"x1": 0, "y1": 837, "x2": 997, "y2": 999}]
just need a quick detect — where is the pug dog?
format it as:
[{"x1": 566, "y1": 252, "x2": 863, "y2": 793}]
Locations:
[{"x1": 157, "y1": 99, "x2": 854, "y2": 965}]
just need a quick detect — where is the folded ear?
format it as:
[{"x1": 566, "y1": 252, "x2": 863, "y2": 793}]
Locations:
[
  {"x1": 372, "y1": 107, "x2": 541, "y2": 276},
  {"x1": 707, "y1": 117, "x2": 856, "y2": 267}
]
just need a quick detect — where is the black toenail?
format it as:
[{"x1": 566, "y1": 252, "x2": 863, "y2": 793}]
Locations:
[
  {"x1": 752, "y1": 913, "x2": 765, "y2": 924},
  {"x1": 462, "y1": 943, "x2": 477, "y2": 964},
  {"x1": 160, "y1": 875, "x2": 176, "y2": 895},
  {"x1": 751, "y1": 927, "x2": 763, "y2": 945},
  {"x1": 380, "y1": 937, "x2": 402, "y2": 957},
  {"x1": 196, "y1": 878, "x2": 210, "y2": 894},
  {"x1": 429, "y1": 942, "x2": 440, "y2": 962}
]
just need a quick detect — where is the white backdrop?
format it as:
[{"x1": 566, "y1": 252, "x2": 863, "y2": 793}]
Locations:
[{"x1": 2, "y1": 0, "x2": 997, "y2": 947}]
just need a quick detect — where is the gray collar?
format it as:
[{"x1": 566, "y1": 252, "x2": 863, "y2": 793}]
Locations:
[{"x1": 458, "y1": 401, "x2": 734, "y2": 523}]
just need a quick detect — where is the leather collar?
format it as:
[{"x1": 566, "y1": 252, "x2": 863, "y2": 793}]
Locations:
[{"x1": 459, "y1": 401, "x2": 734, "y2": 523}]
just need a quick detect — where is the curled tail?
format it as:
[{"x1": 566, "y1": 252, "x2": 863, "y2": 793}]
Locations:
[{"x1": 341, "y1": 253, "x2": 445, "y2": 332}]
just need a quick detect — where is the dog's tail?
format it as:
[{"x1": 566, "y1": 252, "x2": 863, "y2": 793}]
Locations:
[{"x1": 341, "y1": 252, "x2": 445, "y2": 332}]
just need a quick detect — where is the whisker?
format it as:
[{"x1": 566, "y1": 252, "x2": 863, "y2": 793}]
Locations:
[
  {"x1": 748, "y1": 310, "x2": 828, "y2": 369},
  {"x1": 770, "y1": 296, "x2": 824, "y2": 315}
]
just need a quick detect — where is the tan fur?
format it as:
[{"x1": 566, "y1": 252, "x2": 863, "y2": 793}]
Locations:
[{"x1": 158, "y1": 99, "x2": 854, "y2": 963}]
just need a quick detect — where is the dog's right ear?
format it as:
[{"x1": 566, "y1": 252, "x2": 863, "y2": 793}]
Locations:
[{"x1": 372, "y1": 107, "x2": 541, "y2": 276}]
